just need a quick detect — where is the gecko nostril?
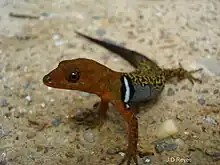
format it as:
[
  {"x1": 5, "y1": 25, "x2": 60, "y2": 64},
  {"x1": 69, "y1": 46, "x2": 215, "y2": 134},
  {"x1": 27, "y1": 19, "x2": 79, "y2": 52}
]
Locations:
[{"x1": 44, "y1": 75, "x2": 52, "y2": 83}]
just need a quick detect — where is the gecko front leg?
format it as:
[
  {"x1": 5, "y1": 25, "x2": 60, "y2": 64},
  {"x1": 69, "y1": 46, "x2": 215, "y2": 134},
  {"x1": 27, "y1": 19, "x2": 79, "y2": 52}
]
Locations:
[{"x1": 111, "y1": 102, "x2": 154, "y2": 165}]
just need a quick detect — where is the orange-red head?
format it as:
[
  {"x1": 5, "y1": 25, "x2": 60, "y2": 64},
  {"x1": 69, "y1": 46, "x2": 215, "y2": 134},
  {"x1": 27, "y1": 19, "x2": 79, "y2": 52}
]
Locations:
[{"x1": 43, "y1": 58, "x2": 115, "y2": 95}]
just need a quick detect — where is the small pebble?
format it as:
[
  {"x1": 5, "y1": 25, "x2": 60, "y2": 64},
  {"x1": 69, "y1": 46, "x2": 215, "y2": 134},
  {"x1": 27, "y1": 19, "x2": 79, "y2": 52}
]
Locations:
[
  {"x1": 174, "y1": 138, "x2": 185, "y2": 148},
  {"x1": 164, "y1": 143, "x2": 177, "y2": 151},
  {"x1": 96, "y1": 28, "x2": 106, "y2": 37},
  {"x1": 83, "y1": 130, "x2": 95, "y2": 143},
  {"x1": 197, "y1": 97, "x2": 206, "y2": 105},
  {"x1": 55, "y1": 40, "x2": 68, "y2": 46},
  {"x1": 51, "y1": 119, "x2": 61, "y2": 127},
  {"x1": 202, "y1": 116, "x2": 218, "y2": 125},
  {"x1": 213, "y1": 89, "x2": 219, "y2": 94},
  {"x1": 118, "y1": 152, "x2": 125, "y2": 157},
  {"x1": 0, "y1": 127, "x2": 10, "y2": 138},
  {"x1": 205, "y1": 150, "x2": 220, "y2": 161},
  {"x1": 52, "y1": 34, "x2": 60, "y2": 40},
  {"x1": 157, "y1": 119, "x2": 178, "y2": 139},
  {"x1": 0, "y1": 99, "x2": 8, "y2": 107},
  {"x1": 142, "y1": 156, "x2": 151, "y2": 164},
  {"x1": 155, "y1": 143, "x2": 164, "y2": 153},
  {"x1": 106, "y1": 148, "x2": 119, "y2": 155},
  {"x1": 0, "y1": 152, "x2": 7, "y2": 165},
  {"x1": 26, "y1": 132, "x2": 36, "y2": 139},
  {"x1": 23, "y1": 83, "x2": 31, "y2": 89},
  {"x1": 40, "y1": 103, "x2": 46, "y2": 108},
  {"x1": 167, "y1": 88, "x2": 175, "y2": 96},
  {"x1": 25, "y1": 95, "x2": 32, "y2": 102}
]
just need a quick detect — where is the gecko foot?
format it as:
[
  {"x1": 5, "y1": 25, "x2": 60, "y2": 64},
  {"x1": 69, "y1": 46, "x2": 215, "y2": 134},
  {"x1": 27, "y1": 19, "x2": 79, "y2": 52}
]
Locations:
[
  {"x1": 177, "y1": 62, "x2": 203, "y2": 85},
  {"x1": 109, "y1": 147, "x2": 154, "y2": 165}
]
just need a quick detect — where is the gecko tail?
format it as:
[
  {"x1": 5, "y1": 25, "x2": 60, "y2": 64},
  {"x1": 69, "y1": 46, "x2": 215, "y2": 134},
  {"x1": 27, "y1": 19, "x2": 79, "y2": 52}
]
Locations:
[{"x1": 75, "y1": 31, "x2": 155, "y2": 68}]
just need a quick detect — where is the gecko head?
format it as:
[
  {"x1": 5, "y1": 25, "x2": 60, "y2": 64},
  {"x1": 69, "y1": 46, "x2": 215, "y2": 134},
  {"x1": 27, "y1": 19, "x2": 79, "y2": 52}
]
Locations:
[{"x1": 43, "y1": 58, "x2": 112, "y2": 93}]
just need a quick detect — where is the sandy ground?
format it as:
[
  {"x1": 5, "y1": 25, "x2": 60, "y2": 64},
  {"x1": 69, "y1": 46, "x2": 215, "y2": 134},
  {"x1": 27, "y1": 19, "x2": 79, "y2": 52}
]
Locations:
[{"x1": 1, "y1": 0, "x2": 220, "y2": 165}]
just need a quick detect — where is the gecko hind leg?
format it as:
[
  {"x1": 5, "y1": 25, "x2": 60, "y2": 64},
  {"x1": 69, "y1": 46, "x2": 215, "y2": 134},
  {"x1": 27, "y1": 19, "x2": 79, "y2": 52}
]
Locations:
[
  {"x1": 163, "y1": 62, "x2": 203, "y2": 85},
  {"x1": 177, "y1": 62, "x2": 203, "y2": 84}
]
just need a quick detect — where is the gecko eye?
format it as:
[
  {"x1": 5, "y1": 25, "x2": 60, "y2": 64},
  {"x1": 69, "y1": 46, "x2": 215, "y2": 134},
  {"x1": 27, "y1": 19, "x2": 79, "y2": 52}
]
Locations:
[{"x1": 68, "y1": 71, "x2": 80, "y2": 83}]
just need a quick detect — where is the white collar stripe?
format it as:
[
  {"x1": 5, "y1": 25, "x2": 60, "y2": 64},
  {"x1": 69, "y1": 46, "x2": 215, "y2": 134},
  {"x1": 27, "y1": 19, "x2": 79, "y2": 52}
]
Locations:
[{"x1": 123, "y1": 76, "x2": 130, "y2": 103}]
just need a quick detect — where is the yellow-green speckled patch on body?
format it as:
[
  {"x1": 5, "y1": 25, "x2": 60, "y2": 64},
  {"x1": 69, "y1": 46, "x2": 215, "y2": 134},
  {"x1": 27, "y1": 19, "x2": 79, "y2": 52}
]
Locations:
[{"x1": 123, "y1": 61, "x2": 165, "y2": 89}]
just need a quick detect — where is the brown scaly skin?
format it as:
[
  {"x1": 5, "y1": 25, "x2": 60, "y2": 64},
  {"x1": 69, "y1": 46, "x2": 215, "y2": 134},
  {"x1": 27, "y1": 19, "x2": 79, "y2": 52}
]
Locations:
[{"x1": 43, "y1": 33, "x2": 202, "y2": 165}]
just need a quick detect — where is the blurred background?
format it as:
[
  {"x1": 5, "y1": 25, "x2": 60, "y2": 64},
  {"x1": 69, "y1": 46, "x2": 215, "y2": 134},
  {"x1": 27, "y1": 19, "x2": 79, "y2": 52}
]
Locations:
[{"x1": 0, "y1": 0, "x2": 220, "y2": 165}]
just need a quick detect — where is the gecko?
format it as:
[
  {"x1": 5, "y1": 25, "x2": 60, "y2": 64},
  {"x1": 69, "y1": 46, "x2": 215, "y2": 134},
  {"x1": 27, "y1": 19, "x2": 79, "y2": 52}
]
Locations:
[{"x1": 43, "y1": 31, "x2": 202, "y2": 165}]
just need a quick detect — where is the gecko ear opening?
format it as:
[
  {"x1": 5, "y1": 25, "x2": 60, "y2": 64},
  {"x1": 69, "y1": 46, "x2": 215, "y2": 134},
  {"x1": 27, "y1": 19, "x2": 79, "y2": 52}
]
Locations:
[{"x1": 67, "y1": 71, "x2": 80, "y2": 83}]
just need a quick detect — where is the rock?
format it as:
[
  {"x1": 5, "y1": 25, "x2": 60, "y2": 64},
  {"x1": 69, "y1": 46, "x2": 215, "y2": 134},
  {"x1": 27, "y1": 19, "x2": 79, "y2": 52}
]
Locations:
[
  {"x1": 197, "y1": 98, "x2": 206, "y2": 105},
  {"x1": 0, "y1": 127, "x2": 10, "y2": 138},
  {"x1": 23, "y1": 83, "x2": 31, "y2": 89},
  {"x1": 40, "y1": 103, "x2": 46, "y2": 108},
  {"x1": 174, "y1": 138, "x2": 185, "y2": 148},
  {"x1": 96, "y1": 28, "x2": 106, "y2": 37},
  {"x1": 202, "y1": 116, "x2": 218, "y2": 125},
  {"x1": 0, "y1": 99, "x2": 8, "y2": 107},
  {"x1": 55, "y1": 40, "x2": 68, "y2": 46},
  {"x1": 106, "y1": 148, "x2": 119, "y2": 155},
  {"x1": 52, "y1": 33, "x2": 60, "y2": 40},
  {"x1": 25, "y1": 95, "x2": 31, "y2": 101},
  {"x1": 83, "y1": 130, "x2": 95, "y2": 143},
  {"x1": 51, "y1": 119, "x2": 61, "y2": 127},
  {"x1": 0, "y1": 152, "x2": 7, "y2": 165},
  {"x1": 26, "y1": 132, "x2": 36, "y2": 139},
  {"x1": 167, "y1": 88, "x2": 175, "y2": 96},
  {"x1": 205, "y1": 150, "x2": 220, "y2": 161},
  {"x1": 142, "y1": 156, "x2": 152, "y2": 164},
  {"x1": 213, "y1": 89, "x2": 219, "y2": 94},
  {"x1": 164, "y1": 143, "x2": 177, "y2": 151},
  {"x1": 155, "y1": 143, "x2": 164, "y2": 153},
  {"x1": 157, "y1": 119, "x2": 179, "y2": 139}
]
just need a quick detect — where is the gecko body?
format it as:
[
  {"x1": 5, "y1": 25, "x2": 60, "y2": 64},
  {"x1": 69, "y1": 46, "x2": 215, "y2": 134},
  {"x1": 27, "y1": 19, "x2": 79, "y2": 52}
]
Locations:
[{"x1": 43, "y1": 32, "x2": 202, "y2": 165}]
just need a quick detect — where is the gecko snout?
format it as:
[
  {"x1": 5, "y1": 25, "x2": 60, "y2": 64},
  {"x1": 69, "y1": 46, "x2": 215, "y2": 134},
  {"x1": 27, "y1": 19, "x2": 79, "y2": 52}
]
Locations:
[{"x1": 43, "y1": 74, "x2": 52, "y2": 84}]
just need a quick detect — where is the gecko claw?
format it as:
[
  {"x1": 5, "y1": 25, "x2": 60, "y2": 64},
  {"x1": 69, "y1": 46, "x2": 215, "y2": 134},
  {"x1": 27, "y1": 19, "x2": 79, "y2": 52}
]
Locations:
[
  {"x1": 109, "y1": 147, "x2": 154, "y2": 165},
  {"x1": 178, "y1": 62, "x2": 203, "y2": 85}
]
